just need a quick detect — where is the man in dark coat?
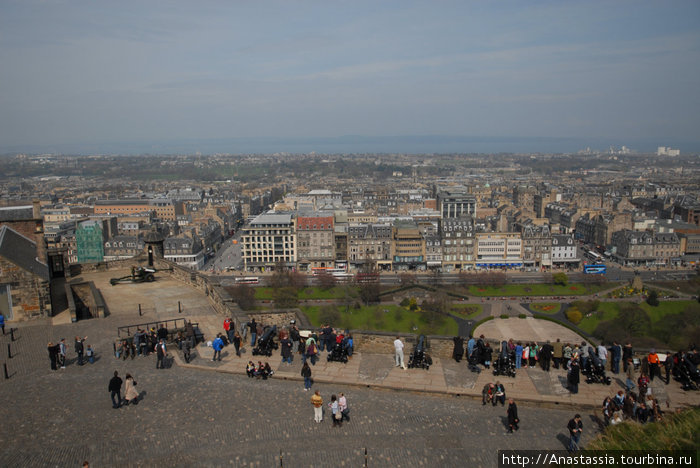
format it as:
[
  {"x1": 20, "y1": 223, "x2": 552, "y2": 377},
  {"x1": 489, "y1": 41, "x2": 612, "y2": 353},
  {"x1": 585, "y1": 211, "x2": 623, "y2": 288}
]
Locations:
[
  {"x1": 452, "y1": 337, "x2": 464, "y2": 363},
  {"x1": 155, "y1": 339, "x2": 167, "y2": 369},
  {"x1": 609, "y1": 341, "x2": 622, "y2": 374},
  {"x1": 540, "y1": 341, "x2": 553, "y2": 371},
  {"x1": 108, "y1": 371, "x2": 123, "y2": 408},
  {"x1": 75, "y1": 336, "x2": 86, "y2": 366},
  {"x1": 567, "y1": 414, "x2": 583, "y2": 452},
  {"x1": 248, "y1": 319, "x2": 257, "y2": 347},
  {"x1": 507, "y1": 399, "x2": 519, "y2": 433},
  {"x1": 567, "y1": 357, "x2": 580, "y2": 394},
  {"x1": 48, "y1": 342, "x2": 59, "y2": 370},
  {"x1": 280, "y1": 336, "x2": 293, "y2": 364},
  {"x1": 622, "y1": 342, "x2": 633, "y2": 372}
]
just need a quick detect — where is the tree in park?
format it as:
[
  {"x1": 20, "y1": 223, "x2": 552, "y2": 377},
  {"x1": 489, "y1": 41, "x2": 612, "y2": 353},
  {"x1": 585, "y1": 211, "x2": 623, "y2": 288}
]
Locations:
[{"x1": 552, "y1": 272, "x2": 568, "y2": 286}]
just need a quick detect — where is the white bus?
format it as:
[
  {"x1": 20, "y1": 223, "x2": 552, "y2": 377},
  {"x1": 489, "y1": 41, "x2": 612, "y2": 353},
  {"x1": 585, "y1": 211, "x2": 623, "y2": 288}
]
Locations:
[
  {"x1": 586, "y1": 251, "x2": 602, "y2": 262},
  {"x1": 234, "y1": 276, "x2": 259, "y2": 284}
]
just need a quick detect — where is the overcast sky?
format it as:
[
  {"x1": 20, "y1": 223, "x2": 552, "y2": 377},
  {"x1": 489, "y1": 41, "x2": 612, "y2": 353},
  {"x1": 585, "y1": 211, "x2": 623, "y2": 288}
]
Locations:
[{"x1": 1, "y1": 0, "x2": 699, "y2": 153}]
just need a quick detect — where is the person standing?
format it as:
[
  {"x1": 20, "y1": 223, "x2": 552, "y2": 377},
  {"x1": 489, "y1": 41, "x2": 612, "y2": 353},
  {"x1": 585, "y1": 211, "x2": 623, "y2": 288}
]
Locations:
[
  {"x1": 338, "y1": 393, "x2": 349, "y2": 422},
  {"x1": 609, "y1": 341, "x2": 622, "y2": 374},
  {"x1": 212, "y1": 334, "x2": 224, "y2": 361},
  {"x1": 290, "y1": 322, "x2": 301, "y2": 354},
  {"x1": 552, "y1": 338, "x2": 563, "y2": 369},
  {"x1": 567, "y1": 356, "x2": 580, "y2": 394},
  {"x1": 648, "y1": 349, "x2": 660, "y2": 381},
  {"x1": 185, "y1": 321, "x2": 196, "y2": 349},
  {"x1": 493, "y1": 382, "x2": 506, "y2": 406},
  {"x1": 329, "y1": 394, "x2": 342, "y2": 427},
  {"x1": 74, "y1": 336, "x2": 87, "y2": 366},
  {"x1": 625, "y1": 358, "x2": 636, "y2": 392},
  {"x1": 124, "y1": 373, "x2": 139, "y2": 406},
  {"x1": 232, "y1": 331, "x2": 242, "y2": 357},
  {"x1": 108, "y1": 371, "x2": 123, "y2": 409},
  {"x1": 280, "y1": 335, "x2": 293, "y2": 364},
  {"x1": 301, "y1": 361, "x2": 312, "y2": 391},
  {"x1": 58, "y1": 338, "x2": 67, "y2": 369},
  {"x1": 311, "y1": 390, "x2": 323, "y2": 423},
  {"x1": 223, "y1": 317, "x2": 232, "y2": 342},
  {"x1": 540, "y1": 341, "x2": 553, "y2": 371},
  {"x1": 622, "y1": 342, "x2": 633, "y2": 372},
  {"x1": 507, "y1": 399, "x2": 519, "y2": 433},
  {"x1": 664, "y1": 353, "x2": 673, "y2": 385},
  {"x1": 248, "y1": 319, "x2": 257, "y2": 347},
  {"x1": 394, "y1": 336, "x2": 405, "y2": 369},
  {"x1": 514, "y1": 342, "x2": 523, "y2": 369},
  {"x1": 567, "y1": 414, "x2": 583, "y2": 452},
  {"x1": 48, "y1": 342, "x2": 58, "y2": 370},
  {"x1": 155, "y1": 339, "x2": 167, "y2": 369},
  {"x1": 0, "y1": 312, "x2": 5, "y2": 335},
  {"x1": 597, "y1": 343, "x2": 608, "y2": 370}
]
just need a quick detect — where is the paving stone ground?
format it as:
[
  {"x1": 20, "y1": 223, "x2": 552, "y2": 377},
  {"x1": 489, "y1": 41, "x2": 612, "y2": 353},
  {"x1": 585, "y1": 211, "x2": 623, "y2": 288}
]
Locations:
[
  {"x1": 0, "y1": 270, "x2": 696, "y2": 467},
  {"x1": 0, "y1": 321, "x2": 602, "y2": 468}
]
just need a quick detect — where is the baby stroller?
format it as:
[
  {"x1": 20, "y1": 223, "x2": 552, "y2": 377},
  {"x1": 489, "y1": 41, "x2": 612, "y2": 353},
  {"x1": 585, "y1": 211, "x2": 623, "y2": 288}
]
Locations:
[
  {"x1": 673, "y1": 352, "x2": 700, "y2": 391},
  {"x1": 493, "y1": 341, "x2": 516, "y2": 377},
  {"x1": 252, "y1": 325, "x2": 278, "y2": 356},
  {"x1": 584, "y1": 347, "x2": 611, "y2": 385},
  {"x1": 407, "y1": 335, "x2": 433, "y2": 370},
  {"x1": 327, "y1": 341, "x2": 349, "y2": 363}
]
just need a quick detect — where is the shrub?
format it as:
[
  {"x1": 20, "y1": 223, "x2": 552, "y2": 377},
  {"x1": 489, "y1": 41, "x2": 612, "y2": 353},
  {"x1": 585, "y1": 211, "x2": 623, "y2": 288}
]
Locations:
[
  {"x1": 518, "y1": 313, "x2": 527, "y2": 319},
  {"x1": 565, "y1": 307, "x2": 583, "y2": 324},
  {"x1": 552, "y1": 272, "x2": 568, "y2": 286},
  {"x1": 646, "y1": 290, "x2": 659, "y2": 307},
  {"x1": 500, "y1": 314, "x2": 509, "y2": 319},
  {"x1": 319, "y1": 305, "x2": 341, "y2": 325},
  {"x1": 399, "y1": 297, "x2": 410, "y2": 307}
]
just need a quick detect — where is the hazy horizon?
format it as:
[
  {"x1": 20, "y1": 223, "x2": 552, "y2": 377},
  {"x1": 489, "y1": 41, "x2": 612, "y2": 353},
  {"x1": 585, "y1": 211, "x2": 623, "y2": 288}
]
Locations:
[
  {"x1": 2, "y1": 1, "x2": 699, "y2": 155},
  {"x1": 2, "y1": 134, "x2": 698, "y2": 157}
]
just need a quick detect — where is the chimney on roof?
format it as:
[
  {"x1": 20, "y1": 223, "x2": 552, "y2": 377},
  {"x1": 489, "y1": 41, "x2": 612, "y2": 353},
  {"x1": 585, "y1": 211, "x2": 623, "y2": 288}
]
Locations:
[{"x1": 32, "y1": 199, "x2": 41, "y2": 219}]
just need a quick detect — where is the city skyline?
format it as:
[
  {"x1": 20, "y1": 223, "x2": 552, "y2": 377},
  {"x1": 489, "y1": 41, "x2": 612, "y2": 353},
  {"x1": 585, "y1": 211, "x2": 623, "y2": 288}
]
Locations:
[{"x1": 1, "y1": 0, "x2": 699, "y2": 154}]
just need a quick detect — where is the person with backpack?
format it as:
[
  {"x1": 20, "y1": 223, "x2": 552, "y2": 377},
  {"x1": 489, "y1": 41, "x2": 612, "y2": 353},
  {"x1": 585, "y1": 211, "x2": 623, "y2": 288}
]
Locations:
[{"x1": 306, "y1": 339, "x2": 318, "y2": 365}]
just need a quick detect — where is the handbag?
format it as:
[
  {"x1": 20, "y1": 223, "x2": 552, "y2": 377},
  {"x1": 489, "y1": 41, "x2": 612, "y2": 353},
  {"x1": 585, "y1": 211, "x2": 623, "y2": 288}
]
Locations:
[{"x1": 334, "y1": 411, "x2": 342, "y2": 420}]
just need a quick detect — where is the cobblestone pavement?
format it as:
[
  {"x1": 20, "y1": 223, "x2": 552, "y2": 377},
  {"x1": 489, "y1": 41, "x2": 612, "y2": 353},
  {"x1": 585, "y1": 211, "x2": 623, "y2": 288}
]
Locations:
[{"x1": 1, "y1": 321, "x2": 604, "y2": 468}]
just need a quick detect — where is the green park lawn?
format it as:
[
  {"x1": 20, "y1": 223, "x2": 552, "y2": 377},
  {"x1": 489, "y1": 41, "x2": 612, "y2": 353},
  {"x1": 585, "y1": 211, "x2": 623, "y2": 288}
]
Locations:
[
  {"x1": 577, "y1": 300, "x2": 697, "y2": 335},
  {"x1": 466, "y1": 282, "x2": 609, "y2": 297},
  {"x1": 528, "y1": 302, "x2": 561, "y2": 315},
  {"x1": 300, "y1": 304, "x2": 459, "y2": 336}
]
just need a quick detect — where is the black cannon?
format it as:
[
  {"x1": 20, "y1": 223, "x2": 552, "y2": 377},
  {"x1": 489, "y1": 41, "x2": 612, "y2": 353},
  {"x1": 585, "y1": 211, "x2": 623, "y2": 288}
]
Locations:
[
  {"x1": 493, "y1": 340, "x2": 516, "y2": 377},
  {"x1": 327, "y1": 339, "x2": 349, "y2": 363},
  {"x1": 673, "y1": 352, "x2": 700, "y2": 391},
  {"x1": 583, "y1": 346, "x2": 611, "y2": 385},
  {"x1": 407, "y1": 335, "x2": 432, "y2": 370},
  {"x1": 252, "y1": 325, "x2": 278, "y2": 356}
]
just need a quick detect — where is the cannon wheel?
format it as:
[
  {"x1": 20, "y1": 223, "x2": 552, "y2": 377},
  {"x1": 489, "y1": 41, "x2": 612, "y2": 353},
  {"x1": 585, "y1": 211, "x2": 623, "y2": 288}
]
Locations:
[{"x1": 145, "y1": 274, "x2": 155, "y2": 282}]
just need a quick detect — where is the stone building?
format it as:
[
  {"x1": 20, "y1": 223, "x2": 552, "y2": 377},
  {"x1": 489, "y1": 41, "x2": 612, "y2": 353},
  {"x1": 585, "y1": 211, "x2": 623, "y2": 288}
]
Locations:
[
  {"x1": 296, "y1": 212, "x2": 335, "y2": 271},
  {"x1": 440, "y1": 215, "x2": 474, "y2": 271},
  {"x1": 0, "y1": 225, "x2": 52, "y2": 321}
]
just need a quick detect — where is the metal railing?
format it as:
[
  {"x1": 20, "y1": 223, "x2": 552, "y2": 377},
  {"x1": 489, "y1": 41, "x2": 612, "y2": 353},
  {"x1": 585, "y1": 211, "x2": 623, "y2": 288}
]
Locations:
[{"x1": 117, "y1": 318, "x2": 197, "y2": 338}]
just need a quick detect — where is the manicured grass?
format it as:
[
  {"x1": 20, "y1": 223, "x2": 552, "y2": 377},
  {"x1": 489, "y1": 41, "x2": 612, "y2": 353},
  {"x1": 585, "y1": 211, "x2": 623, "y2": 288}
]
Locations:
[
  {"x1": 576, "y1": 300, "x2": 697, "y2": 334},
  {"x1": 577, "y1": 302, "x2": 619, "y2": 334},
  {"x1": 586, "y1": 407, "x2": 700, "y2": 451},
  {"x1": 641, "y1": 300, "x2": 697, "y2": 323},
  {"x1": 528, "y1": 302, "x2": 561, "y2": 315},
  {"x1": 449, "y1": 304, "x2": 482, "y2": 319},
  {"x1": 300, "y1": 304, "x2": 459, "y2": 336},
  {"x1": 466, "y1": 283, "x2": 609, "y2": 297}
]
